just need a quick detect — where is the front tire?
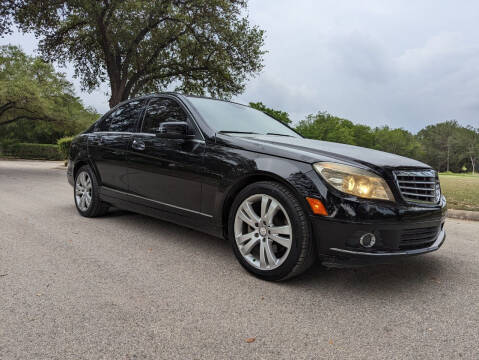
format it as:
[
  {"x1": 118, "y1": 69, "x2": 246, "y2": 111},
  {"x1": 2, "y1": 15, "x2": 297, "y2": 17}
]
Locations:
[
  {"x1": 74, "y1": 165, "x2": 109, "y2": 217},
  {"x1": 228, "y1": 181, "x2": 315, "y2": 281}
]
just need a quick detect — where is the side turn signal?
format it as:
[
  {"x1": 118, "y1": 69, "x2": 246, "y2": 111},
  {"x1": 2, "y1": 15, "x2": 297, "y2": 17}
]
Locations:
[{"x1": 306, "y1": 197, "x2": 328, "y2": 216}]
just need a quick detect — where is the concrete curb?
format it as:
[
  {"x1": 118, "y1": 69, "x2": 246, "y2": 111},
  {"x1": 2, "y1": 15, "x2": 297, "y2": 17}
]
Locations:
[{"x1": 447, "y1": 209, "x2": 479, "y2": 221}]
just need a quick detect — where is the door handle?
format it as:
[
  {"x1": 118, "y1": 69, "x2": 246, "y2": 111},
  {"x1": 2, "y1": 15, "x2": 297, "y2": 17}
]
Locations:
[{"x1": 132, "y1": 139, "x2": 145, "y2": 151}]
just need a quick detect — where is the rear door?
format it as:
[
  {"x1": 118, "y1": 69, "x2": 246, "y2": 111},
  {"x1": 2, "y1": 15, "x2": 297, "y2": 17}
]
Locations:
[
  {"x1": 89, "y1": 99, "x2": 147, "y2": 191},
  {"x1": 127, "y1": 97, "x2": 205, "y2": 214}
]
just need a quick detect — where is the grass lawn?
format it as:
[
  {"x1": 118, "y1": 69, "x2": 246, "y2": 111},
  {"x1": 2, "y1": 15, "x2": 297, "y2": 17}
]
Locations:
[{"x1": 439, "y1": 173, "x2": 479, "y2": 212}]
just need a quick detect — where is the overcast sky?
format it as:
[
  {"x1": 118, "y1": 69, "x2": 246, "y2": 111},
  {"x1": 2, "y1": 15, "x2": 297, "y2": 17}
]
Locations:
[{"x1": 1, "y1": 0, "x2": 479, "y2": 132}]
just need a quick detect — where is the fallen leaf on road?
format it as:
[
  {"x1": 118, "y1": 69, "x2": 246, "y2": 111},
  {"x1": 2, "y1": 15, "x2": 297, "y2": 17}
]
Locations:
[
  {"x1": 329, "y1": 339, "x2": 334, "y2": 345},
  {"x1": 36, "y1": 293, "x2": 42, "y2": 296},
  {"x1": 246, "y1": 337, "x2": 255, "y2": 343}
]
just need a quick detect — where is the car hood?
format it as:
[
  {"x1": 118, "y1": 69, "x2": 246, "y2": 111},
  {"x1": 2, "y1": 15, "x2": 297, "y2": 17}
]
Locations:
[{"x1": 218, "y1": 134, "x2": 431, "y2": 171}]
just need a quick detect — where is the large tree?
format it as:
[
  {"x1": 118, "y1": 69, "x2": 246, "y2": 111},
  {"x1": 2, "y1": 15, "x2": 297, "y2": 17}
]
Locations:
[
  {"x1": 455, "y1": 126, "x2": 479, "y2": 174},
  {"x1": 372, "y1": 126, "x2": 424, "y2": 160},
  {"x1": 0, "y1": 45, "x2": 98, "y2": 142},
  {"x1": 417, "y1": 120, "x2": 465, "y2": 172},
  {"x1": 1, "y1": 0, "x2": 265, "y2": 108}
]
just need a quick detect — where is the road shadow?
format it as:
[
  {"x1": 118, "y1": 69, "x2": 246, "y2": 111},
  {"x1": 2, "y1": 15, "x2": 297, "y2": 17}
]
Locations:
[
  {"x1": 104, "y1": 207, "x2": 133, "y2": 218},
  {"x1": 92, "y1": 207, "x2": 454, "y2": 297},
  {"x1": 285, "y1": 253, "x2": 453, "y2": 298}
]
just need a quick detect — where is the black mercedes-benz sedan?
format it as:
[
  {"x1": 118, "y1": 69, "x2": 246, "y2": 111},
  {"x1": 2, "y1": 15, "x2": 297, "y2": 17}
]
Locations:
[{"x1": 67, "y1": 93, "x2": 447, "y2": 281}]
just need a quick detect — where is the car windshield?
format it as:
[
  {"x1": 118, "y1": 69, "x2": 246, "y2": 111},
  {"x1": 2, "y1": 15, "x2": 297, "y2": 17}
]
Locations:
[{"x1": 187, "y1": 97, "x2": 300, "y2": 137}]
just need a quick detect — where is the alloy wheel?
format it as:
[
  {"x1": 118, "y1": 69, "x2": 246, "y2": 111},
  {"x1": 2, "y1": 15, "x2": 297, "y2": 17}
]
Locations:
[
  {"x1": 75, "y1": 171, "x2": 92, "y2": 212},
  {"x1": 234, "y1": 194, "x2": 292, "y2": 270}
]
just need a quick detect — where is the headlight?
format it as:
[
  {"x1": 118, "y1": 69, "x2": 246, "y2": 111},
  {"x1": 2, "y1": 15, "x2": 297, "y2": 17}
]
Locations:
[{"x1": 313, "y1": 162, "x2": 395, "y2": 201}]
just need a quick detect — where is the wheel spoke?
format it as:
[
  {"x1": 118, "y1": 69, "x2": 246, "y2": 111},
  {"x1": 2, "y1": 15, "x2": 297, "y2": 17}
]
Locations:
[
  {"x1": 236, "y1": 231, "x2": 255, "y2": 245},
  {"x1": 259, "y1": 241, "x2": 267, "y2": 268},
  {"x1": 264, "y1": 240, "x2": 278, "y2": 266},
  {"x1": 264, "y1": 200, "x2": 279, "y2": 224},
  {"x1": 242, "y1": 201, "x2": 260, "y2": 223},
  {"x1": 239, "y1": 209, "x2": 257, "y2": 228},
  {"x1": 241, "y1": 237, "x2": 260, "y2": 255},
  {"x1": 269, "y1": 233, "x2": 291, "y2": 249},
  {"x1": 85, "y1": 193, "x2": 91, "y2": 207},
  {"x1": 260, "y1": 195, "x2": 268, "y2": 218},
  {"x1": 269, "y1": 225, "x2": 291, "y2": 236},
  {"x1": 80, "y1": 194, "x2": 87, "y2": 209},
  {"x1": 80, "y1": 172, "x2": 86, "y2": 187}
]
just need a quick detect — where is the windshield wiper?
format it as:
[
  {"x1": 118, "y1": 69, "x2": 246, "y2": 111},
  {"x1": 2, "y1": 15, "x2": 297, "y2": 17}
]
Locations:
[
  {"x1": 218, "y1": 130, "x2": 259, "y2": 135},
  {"x1": 266, "y1": 133, "x2": 294, "y2": 137}
]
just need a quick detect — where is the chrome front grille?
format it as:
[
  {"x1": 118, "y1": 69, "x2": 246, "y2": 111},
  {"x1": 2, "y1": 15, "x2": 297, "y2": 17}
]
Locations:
[{"x1": 393, "y1": 170, "x2": 439, "y2": 204}]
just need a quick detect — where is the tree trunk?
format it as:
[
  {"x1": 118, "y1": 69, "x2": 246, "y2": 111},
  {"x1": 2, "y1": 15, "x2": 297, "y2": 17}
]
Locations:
[
  {"x1": 471, "y1": 155, "x2": 476, "y2": 175},
  {"x1": 109, "y1": 90, "x2": 122, "y2": 108},
  {"x1": 446, "y1": 143, "x2": 450, "y2": 172},
  {"x1": 109, "y1": 78, "x2": 129, "y2": 108}
]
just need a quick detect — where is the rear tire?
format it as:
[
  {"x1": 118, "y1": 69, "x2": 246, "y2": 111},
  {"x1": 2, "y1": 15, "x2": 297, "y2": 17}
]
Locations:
[
  {"x1": 74, "y1": 165, "x2": 109, "y2": 217},
  {"x1": 228, "y1": 181, "x2": 315, "y2": 281}
]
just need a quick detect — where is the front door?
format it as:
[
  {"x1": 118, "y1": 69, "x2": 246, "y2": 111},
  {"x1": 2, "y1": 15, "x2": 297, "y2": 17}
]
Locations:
[{"x1": 127, "y1": 97, "x2": 205, "y2": 214}]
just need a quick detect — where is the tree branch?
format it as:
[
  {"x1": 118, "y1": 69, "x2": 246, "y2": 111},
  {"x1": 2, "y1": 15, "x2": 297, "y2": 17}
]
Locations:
[
  {"x1": 121, "y1": 16, "x2": 175, "y2": 78},
  {"x1": 0, "y1": 114, "x2": 59, "y2": 127},
  {"x1": 0, "y1": 101, "x2": 15, "y2": 117},
  {"x1": 123, "y1": 29, "x2": 188, "y2": 98},
  {"x1": 129, "y1": 65, "x2": 209, "y2": 97}
]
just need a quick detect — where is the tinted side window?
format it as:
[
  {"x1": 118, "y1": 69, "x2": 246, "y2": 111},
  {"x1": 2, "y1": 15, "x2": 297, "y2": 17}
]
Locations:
[
  {"x1": 109, "y1": 99, "x2": 147, "y2": 132},
  {"x1": 96, "y1": 112, "x2": 113, "y2": 132},
  {"x1": 141, "y1": 98, "x2": 187, "y2": 133}
]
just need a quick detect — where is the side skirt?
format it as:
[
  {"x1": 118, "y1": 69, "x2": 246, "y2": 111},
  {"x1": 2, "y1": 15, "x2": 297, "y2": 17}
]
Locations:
[{"x1": 100, "y1": 186, "x2": 224, "y2": 239}]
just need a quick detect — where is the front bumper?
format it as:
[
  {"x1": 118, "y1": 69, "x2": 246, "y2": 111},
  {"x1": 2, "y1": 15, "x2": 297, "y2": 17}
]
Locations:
[
  {"x1": 310, "y1": 201, "x2": 447, "y2": 268},
  {"x1": 321, "y1": 227, "x2": 445, "y2": 267}
]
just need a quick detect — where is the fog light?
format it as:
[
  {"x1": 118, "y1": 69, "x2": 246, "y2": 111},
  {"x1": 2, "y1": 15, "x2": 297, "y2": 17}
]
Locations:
[{"x1": 360, "y1": 233, "x2": 376, "y2": 248}]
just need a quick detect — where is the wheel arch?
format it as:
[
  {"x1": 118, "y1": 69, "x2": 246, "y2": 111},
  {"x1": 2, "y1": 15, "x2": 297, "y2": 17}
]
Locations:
[
  {"x1": 73, "y1": 159, "x2": 101, "y2": 184},
  {"x1": 221, "y1": 171, "x2": 311, "y2": 239}
]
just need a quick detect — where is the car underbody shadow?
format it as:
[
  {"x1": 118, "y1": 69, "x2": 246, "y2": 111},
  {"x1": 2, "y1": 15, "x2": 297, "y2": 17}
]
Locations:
[{"x1": 285, "y1": 253, "x2": 455, "y2": 296}]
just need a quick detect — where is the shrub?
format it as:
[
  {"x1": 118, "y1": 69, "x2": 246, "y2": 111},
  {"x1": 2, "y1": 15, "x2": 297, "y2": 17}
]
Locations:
[
  {"x1": 3, "y1": 143, "x2": 62, "y2": 160},
  {"x1": 57, "y1": 136, "x2": 74, "y2": 159}
]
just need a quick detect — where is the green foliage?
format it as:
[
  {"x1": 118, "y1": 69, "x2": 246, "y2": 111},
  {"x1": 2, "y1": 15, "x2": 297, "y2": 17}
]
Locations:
[
  {"x1": 292, "y1": 109, "x2": 478, "y2": 172},
  {"x1": 372, "y1": 126, "x2": 424, "y2": 159},
  {"x1": 418, "y1": 121, "x2": 479, "y2": 173},
  {"x1": 57, "y1": 136, "x2": 74, "y2": 159},
  {"x1": 3, "y1": 0, "x2": 265, "y2": 107},
  {"x1": 249, "y1": 102, "x2": 292, "y2": 125},
  {"x1": 296, "y1": 112, "x2": 367, "y2": 146},
  {"x1": 2, "y1": 143, "x2": 62, "y2": 160},
  {"x1": 0, "y1": 45, "x2": 98, "y2": 143}
]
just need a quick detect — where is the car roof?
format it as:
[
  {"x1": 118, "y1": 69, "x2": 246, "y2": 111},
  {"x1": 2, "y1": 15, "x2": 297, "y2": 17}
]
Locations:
[{"x1": 133, "y1": 92, "x2": 249, "y2": 108}]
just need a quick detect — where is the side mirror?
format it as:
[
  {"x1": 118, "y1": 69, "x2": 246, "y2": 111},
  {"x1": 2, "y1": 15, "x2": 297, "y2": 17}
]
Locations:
[{"x1": 155, "y1": 121, "x2": 194, "y2": 139}]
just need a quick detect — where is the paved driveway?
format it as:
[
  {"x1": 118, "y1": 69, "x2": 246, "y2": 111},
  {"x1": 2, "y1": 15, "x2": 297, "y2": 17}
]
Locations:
[{"x1": 0, "y1": 160, "x2": 478, "y2": 359}]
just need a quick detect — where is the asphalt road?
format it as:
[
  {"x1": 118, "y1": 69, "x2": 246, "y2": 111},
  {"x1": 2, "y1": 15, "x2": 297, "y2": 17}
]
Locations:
[{"x1": 0, "y1": 160, "x2": 478, "y2": 360}]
